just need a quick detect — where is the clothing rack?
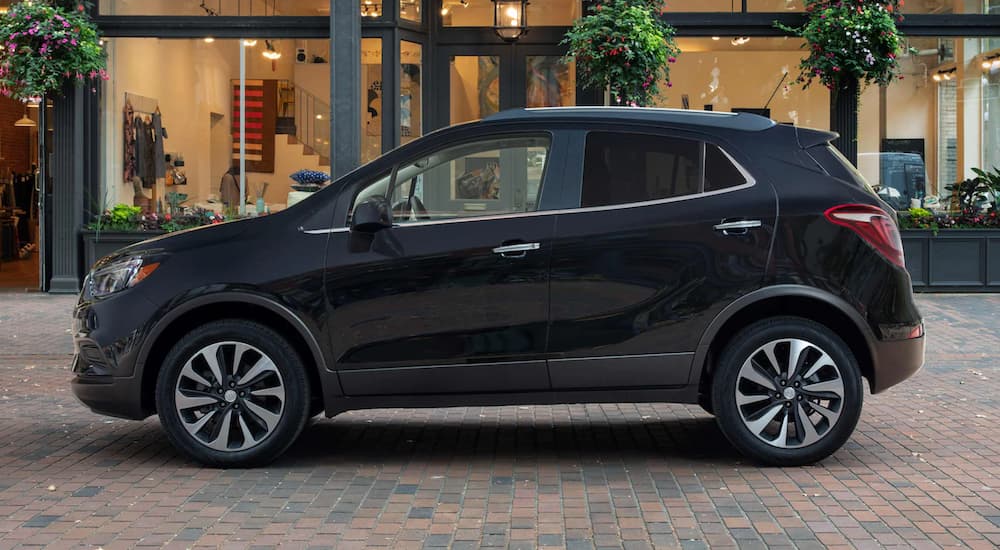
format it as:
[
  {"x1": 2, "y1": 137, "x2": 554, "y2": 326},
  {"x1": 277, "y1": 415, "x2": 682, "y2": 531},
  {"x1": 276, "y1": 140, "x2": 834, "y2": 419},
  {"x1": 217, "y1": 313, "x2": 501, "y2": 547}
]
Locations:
[{"x1": 125, "y1": 92, "x2": 159, "y2": 115}]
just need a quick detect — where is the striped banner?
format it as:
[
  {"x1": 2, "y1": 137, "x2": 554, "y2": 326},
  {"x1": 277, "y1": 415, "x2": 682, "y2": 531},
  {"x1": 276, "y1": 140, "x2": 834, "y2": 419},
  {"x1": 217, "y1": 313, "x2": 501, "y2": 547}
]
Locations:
[{"x1": 232, "y1": 79, "x2": 277, "y2": 173}]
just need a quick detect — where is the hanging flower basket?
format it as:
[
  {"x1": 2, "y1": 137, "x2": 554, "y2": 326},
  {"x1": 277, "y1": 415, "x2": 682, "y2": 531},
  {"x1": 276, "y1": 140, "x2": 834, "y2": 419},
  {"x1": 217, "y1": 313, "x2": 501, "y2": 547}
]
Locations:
[
  {"x1": 561, "y1": 0, "x2": 680, "y2": 107},
  {"x1": 0, "y1": 1, "x2": 107, "y2": 101},
  {"x1": 777, "y1": 0, "x2": 907, "y2": 91}
]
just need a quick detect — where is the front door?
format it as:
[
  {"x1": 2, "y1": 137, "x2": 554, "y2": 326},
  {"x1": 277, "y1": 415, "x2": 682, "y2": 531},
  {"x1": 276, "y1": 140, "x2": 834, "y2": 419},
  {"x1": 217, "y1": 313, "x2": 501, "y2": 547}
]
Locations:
[{"x1": 325, "y1": 131, "x2": 560, "y2": 396}]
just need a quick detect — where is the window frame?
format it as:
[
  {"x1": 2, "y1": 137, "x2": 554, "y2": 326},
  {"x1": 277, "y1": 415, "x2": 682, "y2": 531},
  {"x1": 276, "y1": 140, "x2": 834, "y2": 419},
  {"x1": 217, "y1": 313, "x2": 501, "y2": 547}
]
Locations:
[
  {"x1": 574, "y1": 129, "x2": 755, "y2": 211},
  {"x1": 343, "y1": 130, "x2": 561, "y2": 228}
]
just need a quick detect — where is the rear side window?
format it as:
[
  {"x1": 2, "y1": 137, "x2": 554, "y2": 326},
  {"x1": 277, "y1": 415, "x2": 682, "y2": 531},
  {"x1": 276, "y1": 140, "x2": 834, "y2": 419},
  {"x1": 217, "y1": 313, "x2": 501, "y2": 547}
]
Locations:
[
  {"x1": 705, "y1": 144, "x2": 748, "y2": 192},
  {"x1": 808, "y1": 144, "x2": 878, "y2": 196},
  {"x1": 582, "y1": 132, "x2": 702, "y2": 207}
]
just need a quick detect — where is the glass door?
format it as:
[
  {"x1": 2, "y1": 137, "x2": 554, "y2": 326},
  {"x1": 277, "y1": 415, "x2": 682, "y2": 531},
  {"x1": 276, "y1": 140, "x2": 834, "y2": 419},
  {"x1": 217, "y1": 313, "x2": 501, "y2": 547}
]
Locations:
[
  {"x1": 436, "y1": 46, "x2": 513, "y2": 129},
  {"x1": 514, "y1": 46, "x2": 577, "y2": 109}
]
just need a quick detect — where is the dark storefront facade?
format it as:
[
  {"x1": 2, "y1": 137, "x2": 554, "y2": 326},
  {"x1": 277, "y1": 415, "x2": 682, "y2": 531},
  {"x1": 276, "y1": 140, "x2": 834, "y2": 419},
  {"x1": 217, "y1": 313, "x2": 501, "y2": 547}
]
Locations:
[{"x1": 7, "y1": 0, "x2": 998, "y2": 293}]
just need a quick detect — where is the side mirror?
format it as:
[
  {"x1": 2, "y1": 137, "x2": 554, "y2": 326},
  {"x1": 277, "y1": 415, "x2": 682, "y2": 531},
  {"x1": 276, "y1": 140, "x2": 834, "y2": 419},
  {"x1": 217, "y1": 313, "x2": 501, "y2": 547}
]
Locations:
[{"x1": 351, "y1": 195, "x2": 393, "y2": 232}]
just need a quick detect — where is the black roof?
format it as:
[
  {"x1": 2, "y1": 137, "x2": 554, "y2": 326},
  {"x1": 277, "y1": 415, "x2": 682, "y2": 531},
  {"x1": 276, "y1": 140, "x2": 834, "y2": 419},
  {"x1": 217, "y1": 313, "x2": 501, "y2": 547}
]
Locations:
[{"x1": 484, "y1": 107, "x2": 776, "y2": 132}]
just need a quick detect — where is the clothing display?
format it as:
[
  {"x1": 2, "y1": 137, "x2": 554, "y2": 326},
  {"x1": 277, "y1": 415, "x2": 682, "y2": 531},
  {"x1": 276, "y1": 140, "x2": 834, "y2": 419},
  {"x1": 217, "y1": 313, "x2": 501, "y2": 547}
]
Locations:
[
  {"x1": 152, "y1": 112, "x2": 168, "y2": 179},
  {"x1": 220, "y1": 171, "x2": 240, "y2": 208},
  {"x1": 123, "y1": 101, "x2": 136, "y2": 182},
  {"x1": 123, "y1": 97, "x2": 167, "y2": 188}
]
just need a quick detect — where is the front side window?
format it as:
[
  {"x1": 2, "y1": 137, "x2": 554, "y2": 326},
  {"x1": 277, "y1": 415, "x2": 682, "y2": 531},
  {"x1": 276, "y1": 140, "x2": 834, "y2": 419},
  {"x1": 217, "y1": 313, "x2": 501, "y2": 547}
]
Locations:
[
  {"x1": 582, "y1": 132, "x2": 702, "y2": 208},
  {"x1": 388, "y1": 136, "x2": 550, "y2": 223}
]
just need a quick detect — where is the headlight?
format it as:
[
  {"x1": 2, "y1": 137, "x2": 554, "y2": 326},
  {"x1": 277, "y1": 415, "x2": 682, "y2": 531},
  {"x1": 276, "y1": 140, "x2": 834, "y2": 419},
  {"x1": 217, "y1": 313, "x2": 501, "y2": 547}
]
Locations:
[{"x1": 89, "y1": 256, "x2": 161, "y2": 298}]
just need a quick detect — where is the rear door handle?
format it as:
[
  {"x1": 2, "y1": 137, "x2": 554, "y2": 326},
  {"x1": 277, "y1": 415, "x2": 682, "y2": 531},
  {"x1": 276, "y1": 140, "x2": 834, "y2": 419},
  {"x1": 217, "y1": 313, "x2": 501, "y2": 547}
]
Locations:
[
  {"x1": 714, "y1": 220, "x2": 761, "y2": 235},
  {"x1": 492, "y1": 242, "x2": 540, "y2": 257}
]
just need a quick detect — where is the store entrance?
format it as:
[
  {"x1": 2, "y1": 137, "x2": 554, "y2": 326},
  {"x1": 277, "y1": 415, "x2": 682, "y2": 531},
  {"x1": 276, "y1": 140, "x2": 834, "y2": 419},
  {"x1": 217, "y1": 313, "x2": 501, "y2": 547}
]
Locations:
[
  {"x1": 0, "y1": 98, "x2": 42, "y2": 292},
  {"x1": 434, "y1": 44, "x2": 577, "y2": 129}
]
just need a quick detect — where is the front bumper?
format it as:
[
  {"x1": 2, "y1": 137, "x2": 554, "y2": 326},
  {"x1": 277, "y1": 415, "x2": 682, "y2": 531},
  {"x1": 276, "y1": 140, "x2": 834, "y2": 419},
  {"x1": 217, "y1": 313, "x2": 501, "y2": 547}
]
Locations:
[
  {"x1": 71, "y1": 361, "x2": 150, "y2": 420},
  {"x1": 870, "y1": 333, "x2": 925, "y2": 394}
]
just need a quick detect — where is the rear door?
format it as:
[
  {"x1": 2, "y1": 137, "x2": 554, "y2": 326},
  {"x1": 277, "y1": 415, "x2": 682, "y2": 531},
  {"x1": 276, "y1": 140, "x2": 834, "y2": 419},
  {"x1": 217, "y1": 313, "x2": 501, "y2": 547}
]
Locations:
[{"x1": 547, "y1": 129, "x2": 777, "y2": 390}]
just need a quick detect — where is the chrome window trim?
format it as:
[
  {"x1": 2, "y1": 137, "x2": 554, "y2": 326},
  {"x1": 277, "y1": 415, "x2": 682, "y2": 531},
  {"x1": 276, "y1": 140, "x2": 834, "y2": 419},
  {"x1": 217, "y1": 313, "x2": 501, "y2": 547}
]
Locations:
[{"x1": 300, "y1": 144, "x2": 756, "y2": 234}]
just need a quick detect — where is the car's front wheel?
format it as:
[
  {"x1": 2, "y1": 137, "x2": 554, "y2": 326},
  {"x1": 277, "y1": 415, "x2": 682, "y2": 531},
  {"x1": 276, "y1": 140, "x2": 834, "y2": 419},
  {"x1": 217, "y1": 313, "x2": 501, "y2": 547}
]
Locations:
[
  {"x1": 712, "y1": 317, "x2": 863, "y2": 466},
  {"x1": 155, "y1": 320, "x2": 311, "y2": 467}
]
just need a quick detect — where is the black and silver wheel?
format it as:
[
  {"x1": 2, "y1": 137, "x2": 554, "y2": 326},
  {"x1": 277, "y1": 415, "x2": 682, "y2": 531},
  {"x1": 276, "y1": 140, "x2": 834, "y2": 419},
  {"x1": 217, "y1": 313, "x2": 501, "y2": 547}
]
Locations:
[
  {"x1": 156, "y1": 320, "x2": 311, "y2": 467},
  {"x1": 712, "y1": 317, "x2": 862, "y2": 466}
]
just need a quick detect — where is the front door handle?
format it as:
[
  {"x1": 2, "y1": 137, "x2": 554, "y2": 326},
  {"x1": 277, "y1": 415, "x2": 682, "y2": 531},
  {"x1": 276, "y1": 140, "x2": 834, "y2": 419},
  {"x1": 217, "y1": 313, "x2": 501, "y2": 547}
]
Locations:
[
  {"x1": 714, "y1": 219, "x2": 762, "y2": 236},
  {"x1": 492, "y1": 242, "x2": 541, "y2": 258}
]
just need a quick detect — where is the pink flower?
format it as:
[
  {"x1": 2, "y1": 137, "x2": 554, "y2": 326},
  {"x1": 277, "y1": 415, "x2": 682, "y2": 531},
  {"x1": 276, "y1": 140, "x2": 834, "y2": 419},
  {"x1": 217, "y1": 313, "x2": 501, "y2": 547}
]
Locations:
[{"x1": 668, "y1": 56, "x2": 676, "y2": 63}]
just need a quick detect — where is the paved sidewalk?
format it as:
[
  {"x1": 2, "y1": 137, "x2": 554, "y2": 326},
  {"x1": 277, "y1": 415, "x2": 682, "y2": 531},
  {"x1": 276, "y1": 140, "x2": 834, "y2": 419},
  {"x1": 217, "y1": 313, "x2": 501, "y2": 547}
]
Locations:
[{"x1": 0, "y1": 294, "x2": 998, "y2": 549}]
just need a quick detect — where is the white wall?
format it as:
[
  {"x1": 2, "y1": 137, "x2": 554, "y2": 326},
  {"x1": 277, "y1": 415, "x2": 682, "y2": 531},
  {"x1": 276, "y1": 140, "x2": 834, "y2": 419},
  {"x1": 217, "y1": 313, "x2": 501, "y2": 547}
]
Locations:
[{"x1": 652, "y1": 50, "x2": 830, "y2": 131}]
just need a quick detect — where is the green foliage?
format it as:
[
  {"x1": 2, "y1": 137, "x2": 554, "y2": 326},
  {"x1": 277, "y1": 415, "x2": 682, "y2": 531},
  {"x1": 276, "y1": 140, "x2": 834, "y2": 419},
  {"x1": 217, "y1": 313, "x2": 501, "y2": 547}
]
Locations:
[
  {"x1": 561, "y1": 0, "x2": 680, "y2": 106},
  {"x1": 776, "y1": 0, "x2": 906, "y2": 91},
  {"x1": 88, "y1": 203, "x2": 229, "y2": 233},
  {"x1": 0, "y1": 0, "x2": 107, "y2": 100},
  {"x1": 898, "y1": 207, "x2": 938, "y2": 234}
]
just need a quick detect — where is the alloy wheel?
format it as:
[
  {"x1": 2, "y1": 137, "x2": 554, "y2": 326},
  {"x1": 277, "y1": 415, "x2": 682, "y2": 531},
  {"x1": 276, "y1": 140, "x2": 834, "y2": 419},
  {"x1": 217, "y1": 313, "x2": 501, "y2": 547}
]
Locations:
[
  {"x1": 173, "y1": 341, "x2": 286, "y2": 452},
  {"x1": 734, "y1": 338, "x2": 845, "y2": 449}
]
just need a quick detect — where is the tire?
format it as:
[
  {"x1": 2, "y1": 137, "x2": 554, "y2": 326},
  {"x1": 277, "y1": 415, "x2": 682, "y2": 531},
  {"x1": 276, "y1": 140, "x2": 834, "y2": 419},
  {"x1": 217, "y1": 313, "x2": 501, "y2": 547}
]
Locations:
[
  {"x1": 155, "y1": 319, "x2": 311, "y2": 467},
  {"x1": 711, "y1": 316, "x2": 863, "y2": 466}
]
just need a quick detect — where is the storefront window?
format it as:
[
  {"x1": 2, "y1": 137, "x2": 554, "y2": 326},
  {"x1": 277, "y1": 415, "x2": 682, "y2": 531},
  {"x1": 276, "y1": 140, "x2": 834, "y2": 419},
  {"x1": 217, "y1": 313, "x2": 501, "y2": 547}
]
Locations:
[
  {"x1": 856, "y1": 36, "x2": 999, "y2": 212},
  {"x1": 400, "y1": 0, "x2": 421, "y2": 22},
  {"x1": 901, "y1": 0, "x2": 999, "y2": 14},
  {"x1": 401, "y1": 41, "x2": 423, "y2": 147},
  {"x1": 362, "y1": 38, "x2": 384, "y2": 164},
  {"x1": 101, "y1": 38, "x2": 331, "y2": 215},
  {"x1": 442, "y1": 0, "x2": 580, "y2": 26},
  {"x1": 526, "y1": 56, "x2": 575, "y2": 107},
  {"x1": 100, "y1": 0, "x2": 331, "y2": 16},
  {"x1": 652, "y1": 37, "x2": 829, "y2": 130},
  {"x1": 746, "y1": 0, "x2": 804, "y2": 11},
  {"x1": 985, "y1": 65, "x2": 1000, "y2": 174}
]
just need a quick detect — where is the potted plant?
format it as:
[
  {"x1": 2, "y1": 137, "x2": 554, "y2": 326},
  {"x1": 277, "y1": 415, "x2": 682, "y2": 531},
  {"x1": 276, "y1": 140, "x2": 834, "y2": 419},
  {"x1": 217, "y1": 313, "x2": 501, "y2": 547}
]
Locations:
[
  {"x1": 0, "y1": 0, "x2": 107, "y2": 101},
  {"x1": 81, "y1": 203, "x2": 227, "y2": 270},
  {"x1": 561, "y1": 0, "x2": 680, "y2": 107},
  {"x1": 776, "y1": 0, "x2": 906, "y2": 92},
  {"x1": 898, "y1": 166, "x2": 1000, "y2": 291}
]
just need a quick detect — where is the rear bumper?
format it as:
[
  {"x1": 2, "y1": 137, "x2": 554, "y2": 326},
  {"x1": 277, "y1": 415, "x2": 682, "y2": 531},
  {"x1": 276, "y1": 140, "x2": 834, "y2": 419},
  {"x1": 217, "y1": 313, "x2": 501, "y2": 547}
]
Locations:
[{"x1": 870, "y1": 333, "x2": 925, "y2": 394}]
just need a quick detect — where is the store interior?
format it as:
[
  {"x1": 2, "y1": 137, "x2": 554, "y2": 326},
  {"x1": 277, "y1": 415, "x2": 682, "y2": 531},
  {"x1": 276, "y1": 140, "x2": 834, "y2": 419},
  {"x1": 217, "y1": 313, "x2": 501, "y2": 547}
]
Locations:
[
  {"x1": 0, "y1": 97, "x2": 41, "y2": 291},
  {"x1": 102, "y1": 37, "x2": 334, "y2": 216}
]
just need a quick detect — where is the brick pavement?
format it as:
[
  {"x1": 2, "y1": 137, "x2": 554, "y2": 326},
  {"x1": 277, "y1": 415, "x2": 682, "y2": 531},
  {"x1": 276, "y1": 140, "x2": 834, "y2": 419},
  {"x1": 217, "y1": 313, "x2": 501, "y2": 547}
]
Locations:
[{"x1": 0, "y1": 293, "x2": 998, "y2": 549}]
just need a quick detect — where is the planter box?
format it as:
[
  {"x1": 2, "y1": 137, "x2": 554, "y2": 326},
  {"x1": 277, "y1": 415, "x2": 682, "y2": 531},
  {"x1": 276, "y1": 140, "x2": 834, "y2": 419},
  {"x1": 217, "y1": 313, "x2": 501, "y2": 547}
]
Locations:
[
  {"x1": 901, "y1": 229, "x2": 1000, "y2": 292},
  {"x1": 81, "y1": 229, "x2": 165, "y2": 272}
]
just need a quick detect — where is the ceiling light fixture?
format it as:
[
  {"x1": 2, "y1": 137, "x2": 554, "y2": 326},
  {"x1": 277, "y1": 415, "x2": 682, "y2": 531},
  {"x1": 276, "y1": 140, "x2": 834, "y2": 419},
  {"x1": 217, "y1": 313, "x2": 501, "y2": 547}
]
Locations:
[
  {"x1": 204, "y1": 37, "x2": 215, "y2": 43},
  {"x1": 933, "y1": 67, "x2": 956, "y2": 82},
  {"x1": 982, "y1": 53, "x2": 1000, "y2": 70},
  {"x1": 730, "y1": 36, "x2": 750, "y2": 46},
  {"x1": 14, "y1": 107, "x2": 35, "y2": 128},
  {"x1": 244, "y1": 39, "x2": 258, "y2": 47},
  {"x1": 263, "y1": 40, "x2": 282, "y2": 60}
]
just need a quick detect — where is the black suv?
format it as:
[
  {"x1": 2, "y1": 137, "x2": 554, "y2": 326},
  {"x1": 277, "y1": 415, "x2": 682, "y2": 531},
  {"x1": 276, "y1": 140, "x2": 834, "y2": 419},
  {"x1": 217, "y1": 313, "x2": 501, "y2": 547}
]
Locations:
[{"x1": 72, "y1": 108, "x2": 924, "y2": 467}]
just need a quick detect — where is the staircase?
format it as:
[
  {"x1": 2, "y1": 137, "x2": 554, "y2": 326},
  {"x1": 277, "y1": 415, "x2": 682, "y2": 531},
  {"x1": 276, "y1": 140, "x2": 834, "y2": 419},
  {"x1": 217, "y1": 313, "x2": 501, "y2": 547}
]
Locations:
[{"x1": 291, "y1": 86, "x2": 331, "y2": 167}]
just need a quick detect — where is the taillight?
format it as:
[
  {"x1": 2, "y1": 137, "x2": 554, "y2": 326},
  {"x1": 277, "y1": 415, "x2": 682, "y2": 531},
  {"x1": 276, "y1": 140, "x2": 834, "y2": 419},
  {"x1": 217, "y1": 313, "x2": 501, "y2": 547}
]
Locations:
[{"x1": 824, "y1": 204, "x2": 905, "y2": 268}]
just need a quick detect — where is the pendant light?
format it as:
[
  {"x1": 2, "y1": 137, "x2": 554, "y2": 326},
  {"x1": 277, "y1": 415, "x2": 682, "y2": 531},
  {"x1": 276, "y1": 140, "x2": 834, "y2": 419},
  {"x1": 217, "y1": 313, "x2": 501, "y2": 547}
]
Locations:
[{"x1": 14, "y1": 108, "x2": 36, "y2": 128}]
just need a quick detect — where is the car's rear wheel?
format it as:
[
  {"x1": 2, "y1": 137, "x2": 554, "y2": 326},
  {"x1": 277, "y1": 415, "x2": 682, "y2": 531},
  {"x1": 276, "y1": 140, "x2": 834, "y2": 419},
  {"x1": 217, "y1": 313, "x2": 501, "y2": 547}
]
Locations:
[
  {"x1": 712, "y1": 317, "x2": 862, "y2": 466},
  {"x1": 155, "y1": 320, "x2": 311, "y2": 467}
]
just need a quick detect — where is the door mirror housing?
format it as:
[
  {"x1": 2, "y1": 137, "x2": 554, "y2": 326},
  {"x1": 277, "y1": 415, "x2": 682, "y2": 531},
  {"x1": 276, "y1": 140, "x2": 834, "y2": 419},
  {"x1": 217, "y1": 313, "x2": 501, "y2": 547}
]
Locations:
[{"x1": 351, "y1": 196, "x2": 393, "y2": 232}]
